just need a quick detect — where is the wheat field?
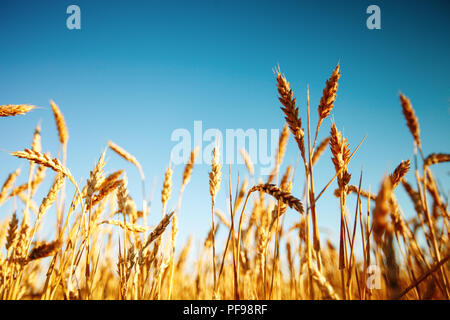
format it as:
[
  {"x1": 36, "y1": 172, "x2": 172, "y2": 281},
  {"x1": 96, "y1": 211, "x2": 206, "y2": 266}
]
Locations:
[{"x1": 0, "y1": 65, "x2": 448, "y2": 300}]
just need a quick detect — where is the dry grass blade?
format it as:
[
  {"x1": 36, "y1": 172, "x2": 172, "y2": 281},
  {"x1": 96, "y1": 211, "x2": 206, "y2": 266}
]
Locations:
[{"x1": 0, "y1": 104, "x2": 35, "y2": 117}]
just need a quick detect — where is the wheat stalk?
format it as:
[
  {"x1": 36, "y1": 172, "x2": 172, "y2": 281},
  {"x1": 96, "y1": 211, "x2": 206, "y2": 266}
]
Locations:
[{"x1": 208, "y1": 147, "x2": 222, "y2": 295}]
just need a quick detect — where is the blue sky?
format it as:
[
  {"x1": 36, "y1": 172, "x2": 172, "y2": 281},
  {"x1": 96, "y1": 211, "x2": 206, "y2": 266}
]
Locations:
[{"x1": 1, "y1": 0, "x2": 449, "y2": 251}]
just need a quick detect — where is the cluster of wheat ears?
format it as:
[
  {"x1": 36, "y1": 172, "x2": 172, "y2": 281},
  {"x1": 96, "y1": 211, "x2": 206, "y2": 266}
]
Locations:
[{"x1": 0, "y1": 65, "x2": 449, "y2": 300}]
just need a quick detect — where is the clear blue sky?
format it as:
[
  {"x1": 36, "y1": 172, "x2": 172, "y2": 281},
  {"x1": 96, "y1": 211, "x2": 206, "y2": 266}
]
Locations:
[{"x1": 1, "y1": 0, "x2": 449, "y2": 250}]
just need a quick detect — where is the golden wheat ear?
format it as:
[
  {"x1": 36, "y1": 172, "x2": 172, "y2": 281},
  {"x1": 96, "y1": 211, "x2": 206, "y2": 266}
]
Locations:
[
  {"x1": 423, "y1": 153, "x2": 450, "y2": 167},
  {"x1": 50, "y1": 100, "x2": 69, "y2": 146},
  {"x1": 27, "y1": 240, "x2": 62, "y2": 263},
  {"x1": 372, "y1": 176, "x2": 393, "y2": 242},
  {"x1": 161, "y1": 164, "x2": 173, "y2": 213},
  {"x1": 276, "y1": 71, "x2": 306, "y2": 159},
  {"x1": 0, "y1": 104, "x2": 35, "y2": 117},
  {"x1": 10, "y1": 149, "x2": 76, "y2": 186},
  {"x1": 209, "y1": 147, "x2": 222, "y2": 204},
  {"x1": 0, "y1": 168, "x2": 21, "y2": 205},
  {"x1": 318, "y1": 63, "x2": 341, "y2": 120},
  {"x1": 399, "y1": 93, "x2": 421, "y2": 148},
  {"x1": 250, "y1": 183, "x2": 304, "y2": 214},
  {"x1": 108, "y1": 140, "x2": 144, "y2": 178},
  {"x1": 390, "y1": 160, "x2": 410, "y2": 189}
]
